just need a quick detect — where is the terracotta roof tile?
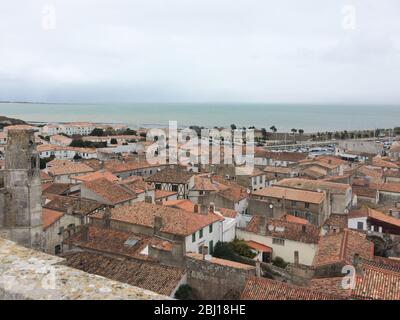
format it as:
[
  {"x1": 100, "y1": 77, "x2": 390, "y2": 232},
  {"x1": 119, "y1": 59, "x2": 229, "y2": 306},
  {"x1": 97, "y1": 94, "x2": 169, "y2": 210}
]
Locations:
[
  {"x1": 241, "y1": 277, "x2": 344, "y2": 300},
  {"x1": 44, "y1": 195, "x2": 103, "y2": 216},
  {"x1": 42, "y1": 208, "x2": 64, "y2": 230},
  {"x1": 276, "y1": 178, "x2": 350, "y2": 194},
  {"x1": 63, "y1": 225, "x2": 172, "y2": 261},
  {"x1": 42, "y1": 183, "x2": 72, "y2": 195},
  {"x1": 253, "y1": 186, "x2": 325, "y2": 204},
  {"x1": 154, "y1": 190, "x2": 178, "y2": 200},
  {"x1": 75, "y1": 170, "x2": 119, "y2": 183},
  {"x1": 246, "y1": 216, "x2": 320, "y2": 244},
  {"x1": 82, "y1": 178, "x2": 136, "y2": 205},
  {"x1": 92, "y1": 202, "x2": 222, "y2": 237},
  {"x1": 310, "y1": 259, "x2": 400, "y2": 300},
  {"x1": 47, "y1": 163, "x2": 94, "y2": 176},
  {"x1": 146, "y1": 168, "x2": 195, "y2": 184},
  {"x1": 62, "y1": 251, "x2": 184, "y2": 296},
  {"x1": 313, "y1": 229, "x2": 374, "y2": 267}
]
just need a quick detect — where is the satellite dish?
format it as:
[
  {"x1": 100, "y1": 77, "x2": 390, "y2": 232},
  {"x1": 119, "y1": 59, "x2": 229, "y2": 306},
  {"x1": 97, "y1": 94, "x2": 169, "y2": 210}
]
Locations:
[
  {"x1": 344, "y1": 209, "x2": 349, "y2": 214},
  {"x1": 246, "y1": 188, "x2": 251, "y2": 194},
  {"x1": 269, "y1": 204, "x2": 274, "y2": 209}
]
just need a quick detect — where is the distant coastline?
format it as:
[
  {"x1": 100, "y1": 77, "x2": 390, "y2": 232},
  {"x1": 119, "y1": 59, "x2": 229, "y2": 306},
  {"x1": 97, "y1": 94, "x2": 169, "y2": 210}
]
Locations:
[{"x1": 1, "y1": 102, "x2": 399, "y2": 133}]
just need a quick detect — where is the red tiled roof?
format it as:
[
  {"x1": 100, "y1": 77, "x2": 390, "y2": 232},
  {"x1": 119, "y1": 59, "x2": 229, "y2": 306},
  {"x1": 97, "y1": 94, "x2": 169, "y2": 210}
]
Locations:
[
  {"x1": 82, "y1": 178, "x2": 136, "y2": 205},
  {"x1": 75, "y1": 170, "x2": 119, "y2": 183},
  {"x1": 92, "y1": 202, "x2": 222, "y2": 237},
  {"x1": 241, "y1": 277, "x2": 344, "y2": 300},
  {"x1": 146, "y1": 168, "x2": 195, "y2": 184},
  {"x1": 63, "y1": 225, "x2": 172, "y2": 261},
  {"x1": 275, "y1": 178, "x2": 350, "y2": 194},
  {"x1": 349, "y1": 207, "x2": 400, "y2": 228},
  {"x1": 310, "y1": 259, "x2": 400, "y2": 300},
  {"x1": 246, "y1": 216, "x2": 320, "y2": 244},
  {"x1": 313, "y1": 229, "x2": 374, "y2": 267},
  {"x1": 62, "y1": 251, "x2": 184, "y2": 296},
  {"x1": 163, "y1": 199, "x2": 195, "y2": 212},
  {"x1": 154, "y1": 190, "x2": 178, "y2": 200},
  {"x1": 283, "y1": 214, "x2": 309, "y2": 225},
  {"x1": 47, "y1": 163, "x2": 94, "y2": 176},
  {"x1": 42, "y1": 208, "x2": 64, "y2": 230},
  {"x1": 245, "y1": 241, "x2": 272, "y2": 253},
  {"x1": 253, "y1": 186, "x2": 325, "y2": 204}
]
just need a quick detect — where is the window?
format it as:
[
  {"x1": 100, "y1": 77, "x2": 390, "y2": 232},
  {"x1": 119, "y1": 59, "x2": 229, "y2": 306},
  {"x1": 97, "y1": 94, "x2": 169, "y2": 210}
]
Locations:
[
  {"x1": 192, "y1": 233, "x2": 196, "y2": 242},
  {"x1": 272, "y1": 238, "x2": 285, "y2": 246},
  {"x1": 172, "y1": 184, "x2": 178, "y2": 192},
  {"x1": 292, "y1": 201, "x2": 297, "y2": 207},
  {"x1": 199, "y1": 228, "x2": 203, "y2": 238},
  {"x1": 209, "y1": 224, "x2": 213, "y2": 233},
  {"x1": 155, "y1": 183, "x2": 161, "y2": 190},
  {"x1": 305, "y1": 203, "x2": 310, "y2": 209},
  {"x1": 199, "y1": 191, "x2": 204, "y2": 195},
  {"x1": 357, "y1": 221, "x2": 364, "y2": 230},
  {"x1": 58, "y1": 226, "x2": 64, "y2": 235},
  {"x1": 209, "y1": 240, "x2": 214, "y2": 255}
]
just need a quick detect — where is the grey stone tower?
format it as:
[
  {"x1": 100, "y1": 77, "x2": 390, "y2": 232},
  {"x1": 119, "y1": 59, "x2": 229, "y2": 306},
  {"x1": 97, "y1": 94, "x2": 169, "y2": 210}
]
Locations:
[{"x1": 0, "y1": 129, "x2": 42, "y2": 248}]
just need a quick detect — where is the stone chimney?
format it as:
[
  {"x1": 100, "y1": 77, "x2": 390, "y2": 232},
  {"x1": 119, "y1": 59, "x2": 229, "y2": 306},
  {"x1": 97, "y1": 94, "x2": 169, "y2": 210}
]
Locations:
[
  {"x1": 209, "y1": 202, "x2": 215, "y2": 214},
  {"x1": 258, "y1": 216, "x2": 267, "y2": 235},
  {"x1": 154, "y1": 216, "x2": 163, "y2": 235},
  {"x1": 199, "y1": 204, "x2": 208, "y2": 215},
  {"x1": 294, "y1": 251, "x2": 299, "y2": 266},
  {"x1": 81, "y1": 224, "x2": 89, "y2": 242},
  {"x1": 353, "y1": 253, "x2": 360, "y2": 268},
  {"x1": 255, "y1": 260, "x2": 261, "y2": 277},
  {"x1": 103, "y1": 207, "x2": 112, "y2": 229},
  {"x1": 145, "y1": 195, "x2": 153, "y2": 203}
]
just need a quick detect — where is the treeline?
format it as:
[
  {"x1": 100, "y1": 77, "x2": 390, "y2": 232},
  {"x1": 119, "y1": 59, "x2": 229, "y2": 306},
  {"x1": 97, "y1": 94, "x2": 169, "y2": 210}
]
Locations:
[{"x1": 89, "y1": 127, "x2": 138, "y2": 137}]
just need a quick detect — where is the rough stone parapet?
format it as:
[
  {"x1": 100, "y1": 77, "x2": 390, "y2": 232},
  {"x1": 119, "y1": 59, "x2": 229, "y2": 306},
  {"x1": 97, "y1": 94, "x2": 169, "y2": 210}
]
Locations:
[{"x1": 0, "y1": 237, "x2": 170, "y2": 300}]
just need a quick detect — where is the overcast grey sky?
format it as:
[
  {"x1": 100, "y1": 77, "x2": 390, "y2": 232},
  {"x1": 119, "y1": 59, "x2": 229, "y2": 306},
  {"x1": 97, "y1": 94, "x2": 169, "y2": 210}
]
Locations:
[{"x1": 0, "y1": 0, "x2": 399, "y2": 103}]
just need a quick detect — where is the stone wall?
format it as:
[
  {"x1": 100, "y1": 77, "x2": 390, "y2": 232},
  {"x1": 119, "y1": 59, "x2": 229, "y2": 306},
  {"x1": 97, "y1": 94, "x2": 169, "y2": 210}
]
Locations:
[
  {"x1": 186, "y1": 256, "x2": 255, "y2": 300},
  {"x1": 0, "y1": 237, "x2": 169, "y2": 300}
]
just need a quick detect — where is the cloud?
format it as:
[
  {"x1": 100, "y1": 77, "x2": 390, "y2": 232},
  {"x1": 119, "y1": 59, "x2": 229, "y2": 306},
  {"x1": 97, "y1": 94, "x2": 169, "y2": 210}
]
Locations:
[{"x1": 0, "y1": 0, "x2": 399, "y2": 103}]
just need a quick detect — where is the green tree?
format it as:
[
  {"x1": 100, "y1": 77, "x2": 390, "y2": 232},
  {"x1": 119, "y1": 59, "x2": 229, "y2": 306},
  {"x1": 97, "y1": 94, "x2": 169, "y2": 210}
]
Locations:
[
  {"x1": 110, "y1": 138, "x2": 118, "y2": 145},
  {"x1": 272, "y1": 257, "x2": 288, "y2": 269},
  {"x1": 90, "y1": 128, "x2": 104, "y2": 136},
  {"x1": 230, "y1": 124, "x2": 237, "y2": 131},
  {"x1": 270, "y1": 125, "x2": 277, "y2": 143},
  {"x1": 291, "y1": 128, "x2": 297, "y2": 143},
  {"x1": 261, "y1": 128, "x2": 267, "y2": 141}
]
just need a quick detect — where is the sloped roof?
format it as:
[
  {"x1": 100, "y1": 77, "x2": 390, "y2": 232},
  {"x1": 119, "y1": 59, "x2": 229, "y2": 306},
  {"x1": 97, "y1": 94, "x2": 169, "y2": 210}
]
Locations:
[
  {"x1": 313, "y1": 229, "x2": 374, "y2": 267},
  {"x1": 82, "y1": 178, "x2": 136, "y2": 205},
  {"x1": 62, "y1": 251, "x2": 185, "y2": 296},
  {"x1": 241, "y1": 277, "x2": 344, "y2": 300},
  {"x1": 252, "y1": 186, "x2": 325, "y2": 204},
  {"x1": 246, "y1": 216, "x2": 320, "y2": 244},
  {"x1": 91, "y1": 202, "x2": 222, "y2": 237}
]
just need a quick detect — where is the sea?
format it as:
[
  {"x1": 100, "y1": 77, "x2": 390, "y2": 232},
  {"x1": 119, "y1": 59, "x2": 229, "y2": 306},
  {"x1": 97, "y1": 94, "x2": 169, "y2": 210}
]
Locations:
[{"x1": 0, "y1": 102, "x2": 399, "y2": 133}]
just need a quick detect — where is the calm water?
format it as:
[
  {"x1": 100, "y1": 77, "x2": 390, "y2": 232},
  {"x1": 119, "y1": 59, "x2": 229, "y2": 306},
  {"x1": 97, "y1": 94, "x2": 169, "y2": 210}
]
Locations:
[{"x1": 0, "y1": 102, "x2": 399, "y2": 132}]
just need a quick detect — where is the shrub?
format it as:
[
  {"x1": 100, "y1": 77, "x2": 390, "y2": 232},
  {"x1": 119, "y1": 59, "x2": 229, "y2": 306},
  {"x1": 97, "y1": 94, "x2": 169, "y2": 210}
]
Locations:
[
  {"x1": 229, "y1": 239, "x2": 257, "y2": 259},
  {"x1": 272, "y1": 257, "x2": 288, "y2": 269},
  {"x1": 174, "y1": 284, "x2": 193, "y2": 300},
  {"x1": 90, "y1": 128, "x2": 105, "y2": 136}
]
